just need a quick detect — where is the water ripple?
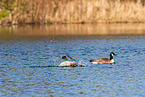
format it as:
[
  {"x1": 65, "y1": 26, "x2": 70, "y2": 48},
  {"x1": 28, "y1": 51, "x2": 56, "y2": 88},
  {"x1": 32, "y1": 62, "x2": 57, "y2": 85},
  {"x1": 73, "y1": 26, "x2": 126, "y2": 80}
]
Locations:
[{"x1": 0, "y1": 36, "x2": 145, "y2": 96}]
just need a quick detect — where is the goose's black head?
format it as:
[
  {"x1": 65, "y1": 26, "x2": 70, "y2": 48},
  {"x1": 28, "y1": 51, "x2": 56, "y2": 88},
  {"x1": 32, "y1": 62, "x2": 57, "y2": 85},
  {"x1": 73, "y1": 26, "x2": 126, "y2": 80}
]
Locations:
[
  {"x1": 110, "y1": 52, "x2": 117, "y2": 60},
  {"x1": 110, "y1": 52, "x2": 117, "y2": 56},
  {"x1": 62, "y1": 56, "x2": 68, "y2": 60}
]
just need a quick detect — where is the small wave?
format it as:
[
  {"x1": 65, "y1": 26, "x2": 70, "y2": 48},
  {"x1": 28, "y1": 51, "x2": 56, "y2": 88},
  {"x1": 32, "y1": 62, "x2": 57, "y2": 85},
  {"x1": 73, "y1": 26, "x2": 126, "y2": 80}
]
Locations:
[{"x1": 29, "y1": 64, "x2": 86, "y2": 68}]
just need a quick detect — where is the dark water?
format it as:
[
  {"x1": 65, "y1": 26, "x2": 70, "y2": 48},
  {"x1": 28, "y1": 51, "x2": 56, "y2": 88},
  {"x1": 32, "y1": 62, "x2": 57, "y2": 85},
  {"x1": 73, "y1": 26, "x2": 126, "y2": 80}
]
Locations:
[{"x1": 0, "y1": 24, "x2": 145, "y2": 96}]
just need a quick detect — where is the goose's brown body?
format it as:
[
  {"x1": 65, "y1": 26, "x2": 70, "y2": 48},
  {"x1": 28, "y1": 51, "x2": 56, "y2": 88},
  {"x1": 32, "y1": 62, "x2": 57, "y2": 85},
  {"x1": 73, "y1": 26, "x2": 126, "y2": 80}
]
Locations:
[{"x1": 90, "y1": 52, "x2": 116, "y2": 64}]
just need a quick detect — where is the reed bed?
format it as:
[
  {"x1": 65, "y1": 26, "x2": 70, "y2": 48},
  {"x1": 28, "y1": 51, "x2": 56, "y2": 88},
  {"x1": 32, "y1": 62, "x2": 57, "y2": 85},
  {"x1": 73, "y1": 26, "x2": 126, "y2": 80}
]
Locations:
[{"x1": 0, "y1": 0, "x2": 145, "y2": 25}]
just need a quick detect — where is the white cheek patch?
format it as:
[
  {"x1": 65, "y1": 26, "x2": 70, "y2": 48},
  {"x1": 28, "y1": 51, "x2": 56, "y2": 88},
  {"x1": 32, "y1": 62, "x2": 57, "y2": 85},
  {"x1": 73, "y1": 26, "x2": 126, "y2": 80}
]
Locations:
[{"x1": 111, "y1": 53, "x2": 114, "y2": 56}]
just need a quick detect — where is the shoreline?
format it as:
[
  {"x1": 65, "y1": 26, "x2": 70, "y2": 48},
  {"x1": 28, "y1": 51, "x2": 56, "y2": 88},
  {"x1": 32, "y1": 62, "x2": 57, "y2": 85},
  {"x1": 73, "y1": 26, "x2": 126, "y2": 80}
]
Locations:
[
  {"x1": 1, "y1": 23, "x2": 145, "y2": 36},
  {"x1": 1, "y1": 20, "x2": 145, "y2": 26}
]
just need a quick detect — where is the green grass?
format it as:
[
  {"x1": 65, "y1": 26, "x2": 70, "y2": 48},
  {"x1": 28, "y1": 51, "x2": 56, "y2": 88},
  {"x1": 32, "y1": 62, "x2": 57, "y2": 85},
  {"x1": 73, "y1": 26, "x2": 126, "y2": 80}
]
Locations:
[{"x1": 0, "y1": 11, "x2": 9, "y2": 20}]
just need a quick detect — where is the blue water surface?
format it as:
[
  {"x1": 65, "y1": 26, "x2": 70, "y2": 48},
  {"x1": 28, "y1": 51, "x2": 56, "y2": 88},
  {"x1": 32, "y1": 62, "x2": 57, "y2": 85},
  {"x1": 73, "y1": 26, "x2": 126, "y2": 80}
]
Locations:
[{"x1": 0, "y1": 35, "x2": 145, "y2": 97}]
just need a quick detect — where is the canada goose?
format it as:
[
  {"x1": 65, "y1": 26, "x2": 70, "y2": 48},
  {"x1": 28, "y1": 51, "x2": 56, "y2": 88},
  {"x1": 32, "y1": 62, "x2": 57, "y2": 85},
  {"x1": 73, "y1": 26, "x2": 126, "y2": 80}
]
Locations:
[
  {"x1": 90, "y1": 52, "x2": 117, "y2": 64},
  {"x1": 59, "y1": 55, "x2": 77, "y2": 67}
]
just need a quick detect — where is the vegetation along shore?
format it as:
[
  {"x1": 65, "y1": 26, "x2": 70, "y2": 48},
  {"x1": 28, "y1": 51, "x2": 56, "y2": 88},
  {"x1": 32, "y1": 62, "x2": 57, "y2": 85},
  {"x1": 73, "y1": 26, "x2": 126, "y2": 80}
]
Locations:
[{"x1": 0, "y1": 0, "x2": 145, "y2": 25}]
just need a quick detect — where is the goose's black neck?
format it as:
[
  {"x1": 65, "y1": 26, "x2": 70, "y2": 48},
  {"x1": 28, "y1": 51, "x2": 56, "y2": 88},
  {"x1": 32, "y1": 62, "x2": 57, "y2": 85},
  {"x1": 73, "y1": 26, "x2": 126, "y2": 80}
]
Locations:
[{"x1": 110, "y1": 55, "x2": 113, "y2": 60}]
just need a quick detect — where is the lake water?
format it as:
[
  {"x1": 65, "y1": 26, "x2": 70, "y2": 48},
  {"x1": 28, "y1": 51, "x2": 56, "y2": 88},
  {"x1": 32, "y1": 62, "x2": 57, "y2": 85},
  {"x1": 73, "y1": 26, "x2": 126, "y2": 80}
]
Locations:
[{"x1": 0, "y1": 24, "x2": 145, "y2": 97}]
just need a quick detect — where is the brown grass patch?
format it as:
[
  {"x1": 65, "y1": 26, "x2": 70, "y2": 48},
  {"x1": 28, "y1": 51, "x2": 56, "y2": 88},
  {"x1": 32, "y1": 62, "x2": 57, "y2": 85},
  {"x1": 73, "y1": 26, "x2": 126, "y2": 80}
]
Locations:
[{"x1": 0, "y1": 0, "x2": 145, "y2": 25}]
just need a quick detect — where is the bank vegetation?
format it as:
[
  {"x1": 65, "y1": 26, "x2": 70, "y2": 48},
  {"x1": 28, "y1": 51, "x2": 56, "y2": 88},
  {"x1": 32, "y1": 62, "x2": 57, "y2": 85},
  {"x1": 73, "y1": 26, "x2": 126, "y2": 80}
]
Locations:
[{"x1": 0, "y1": 0, "x2": 145, "y2": 25}]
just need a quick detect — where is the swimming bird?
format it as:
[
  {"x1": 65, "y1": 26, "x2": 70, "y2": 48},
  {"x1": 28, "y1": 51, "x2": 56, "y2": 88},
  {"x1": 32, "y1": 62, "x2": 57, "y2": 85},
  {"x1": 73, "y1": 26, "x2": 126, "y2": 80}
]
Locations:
[
  {"x1": 59, "y1": 55, "x2": 77, "y2": 67},
  {"x1": 90, "y1": 52, "x2": 117, "y2": 64}
]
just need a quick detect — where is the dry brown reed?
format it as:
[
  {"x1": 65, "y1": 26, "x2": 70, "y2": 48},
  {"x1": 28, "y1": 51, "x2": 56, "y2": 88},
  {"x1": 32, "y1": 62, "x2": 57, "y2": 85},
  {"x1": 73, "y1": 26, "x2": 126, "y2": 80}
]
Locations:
[{"x1": 0, "y1": 0, "x2": 145, "y2": 25}]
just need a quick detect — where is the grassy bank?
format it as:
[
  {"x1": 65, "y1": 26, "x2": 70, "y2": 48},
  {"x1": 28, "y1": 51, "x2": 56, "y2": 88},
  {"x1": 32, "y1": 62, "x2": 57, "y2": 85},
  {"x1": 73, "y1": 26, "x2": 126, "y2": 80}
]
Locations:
[{"x1": 0, "y1": 0, "x2": 145, "y2": 25}]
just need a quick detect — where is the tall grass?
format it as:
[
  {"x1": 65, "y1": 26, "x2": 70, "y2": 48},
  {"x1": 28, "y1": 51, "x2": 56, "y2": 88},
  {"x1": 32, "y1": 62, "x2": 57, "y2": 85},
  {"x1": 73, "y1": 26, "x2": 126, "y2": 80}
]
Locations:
[{"x1": 0, "y1": 0, "x2": 145, "y2": 25}]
